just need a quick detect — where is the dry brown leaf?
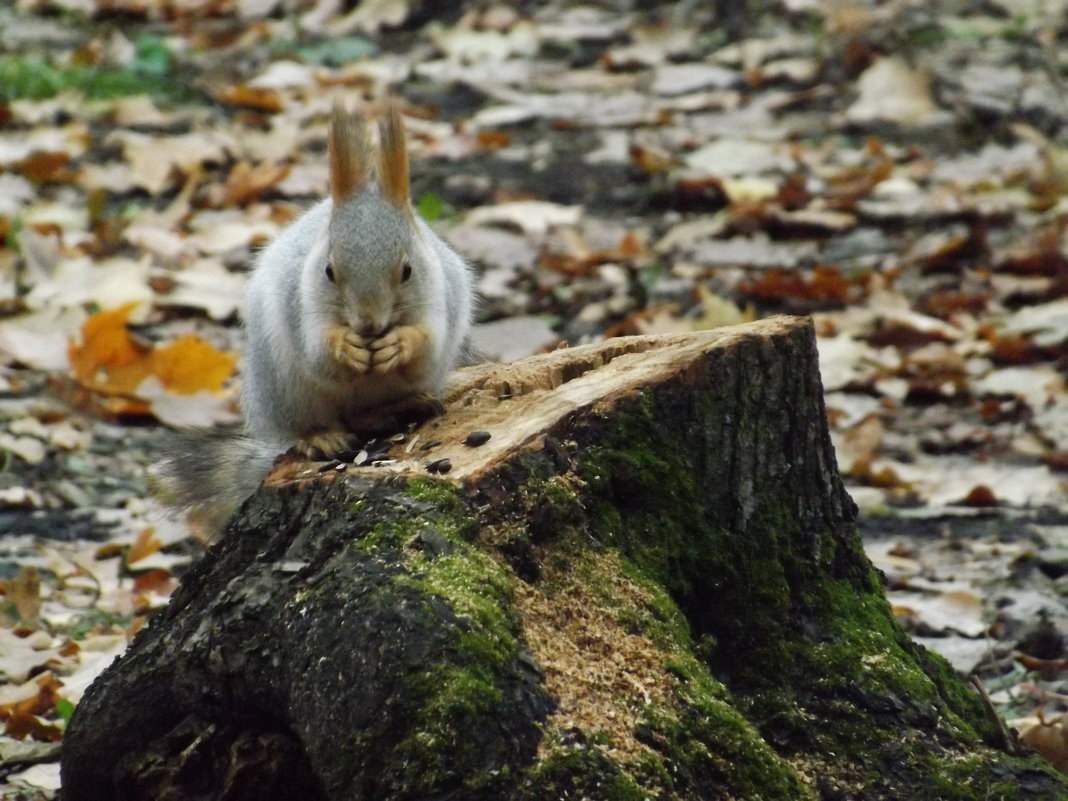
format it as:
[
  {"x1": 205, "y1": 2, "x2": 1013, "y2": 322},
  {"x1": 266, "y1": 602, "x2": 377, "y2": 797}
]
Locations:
[
  {"x1": 216, "y1": 84, "x2": 285, "y2": 113},
  {"x1": 14, "y1": 152, "x2": 70, "y2": 183},
  {"x1": 691, "y1": 285, "x2": 755, "y2": 330},
  {"x1": 740, "y1": 265, "x2": 853, "y2": 303},
  {"x1": 131, "y1": 569, "x2": 176, "y2": 598},
  {"x1": 0, "y1": 673, "x2": 61, "y2": 721},
  {"x1": 1021, "y1": 714, "x2": 1068, "y2": 774},
  {"x1": 842, "y1": 415, "x2": 884, "y2": 475},
  {"x1": 959, "y1": 485, "x2": 999, "y2": 507},
  {"x1": 9, "y1": 568, "x2": 41, "y2": 630},
  {"x1": 4, "y1": 710, "x2": 62, "y2": 742},
  {"x1": 212, "y1": 160, "x2": 291, "y2": 206}
]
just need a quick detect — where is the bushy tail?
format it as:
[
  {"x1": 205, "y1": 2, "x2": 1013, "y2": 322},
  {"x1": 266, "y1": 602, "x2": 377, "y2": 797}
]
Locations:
[{"x1": 151, "y1": 429, "x2": 280, "y2": 541}]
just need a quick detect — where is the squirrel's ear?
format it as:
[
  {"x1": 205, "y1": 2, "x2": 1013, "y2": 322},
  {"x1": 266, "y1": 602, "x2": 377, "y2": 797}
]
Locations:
[
  {"x1": 377, "y1": 100, "x2": 411, "y2": 213},
  {"x1": 328, "y1": 102, "x2": 371, "y2": 203}
]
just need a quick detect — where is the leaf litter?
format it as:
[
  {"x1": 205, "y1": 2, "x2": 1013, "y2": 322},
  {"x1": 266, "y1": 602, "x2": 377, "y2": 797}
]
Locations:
[{"x1": 0, "y1": 0, "x2": 1067, "y2": 792}]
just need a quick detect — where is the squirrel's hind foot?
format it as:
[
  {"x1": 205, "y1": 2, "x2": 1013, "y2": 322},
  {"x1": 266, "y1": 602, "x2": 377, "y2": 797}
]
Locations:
[{"x1": 294, "y1": 430, "x2": 361, "y2": 461}]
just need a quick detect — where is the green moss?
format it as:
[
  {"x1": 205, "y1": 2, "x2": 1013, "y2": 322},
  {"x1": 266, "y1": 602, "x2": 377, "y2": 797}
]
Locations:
[
  {"x1": 514, "y1": 736, "x2": 649, "y2": 801},
  {"x1": 393, "y1": 662, "x2": 506, "y2": 791},
  {"x1": 405, "y1": 478, "x2": 479, "y2": 541},
  {"x1": 639, "y1": 622, "x2": 811, "y2": 799},
  {"x1": 410, "y1": 548, "x2": 519, "y2": 666}
]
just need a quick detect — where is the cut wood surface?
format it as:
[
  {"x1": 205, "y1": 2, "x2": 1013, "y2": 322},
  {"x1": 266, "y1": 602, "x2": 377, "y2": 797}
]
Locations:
[{"x1": 62, "y1": 316, "x2": 1067, "y2": 801}]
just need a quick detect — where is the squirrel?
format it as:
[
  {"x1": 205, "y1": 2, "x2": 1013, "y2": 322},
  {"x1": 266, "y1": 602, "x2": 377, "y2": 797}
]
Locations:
[{"x1": 157, "y1": 101, "x2": 475, "y2": 537}]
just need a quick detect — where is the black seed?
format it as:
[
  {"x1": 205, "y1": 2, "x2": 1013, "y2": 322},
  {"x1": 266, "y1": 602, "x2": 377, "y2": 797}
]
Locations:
[
  {"x1": 463, "y1": 430, "x2": 491, "y2": 447},
  {"x1": 420, "y1": 440, "x2": 442, "y2": 451},
  {"x1": 318, "y1": 460, "x2": 341, "y2": 473},
  {"x1": 335, "y1": 450, "x2": 359, "y2": 463},
  {"x1": 424, "y1": 458, "x2": 452, "y2": 474}
]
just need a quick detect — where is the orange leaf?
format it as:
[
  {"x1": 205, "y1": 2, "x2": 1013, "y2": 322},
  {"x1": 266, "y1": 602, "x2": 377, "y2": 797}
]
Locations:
[
  {"x1": 126, "y1": 528, "x2": 161, "y2": 566},
  {"x1": 132, "y1": 569, "x2": 176, "y2": 597},
  {"x1": 68, "y1": 302, "x2": 153, "y2": 396},
  {"x1": 217, "y1": 85, "x2": 284, "y2": 113},
  {"x1": 150, "y1": 336, "x2": 237, "y2": 395}
]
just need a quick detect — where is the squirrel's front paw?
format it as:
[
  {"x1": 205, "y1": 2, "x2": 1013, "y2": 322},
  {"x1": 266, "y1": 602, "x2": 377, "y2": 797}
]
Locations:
[
  {"x1": 370, "y1": 325, "x2": 428, "y2": 374},
  {"x1": 327, "y1": 326, "x2": 373, "y2": 373}
]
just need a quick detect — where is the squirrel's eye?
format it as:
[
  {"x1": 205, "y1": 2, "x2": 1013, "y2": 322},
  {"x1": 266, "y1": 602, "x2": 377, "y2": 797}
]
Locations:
[
  {"x1": 401, "y1": 261, "x2": 412, "y2": 282},
  {"x1": 325, "y1": 264, "x2": 335, "y2": 283}
]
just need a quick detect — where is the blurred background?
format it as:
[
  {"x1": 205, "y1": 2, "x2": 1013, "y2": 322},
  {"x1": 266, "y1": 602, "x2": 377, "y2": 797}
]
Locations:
[{"x1": 0, "y1": 0, "x2": 1066, "y2": 793}]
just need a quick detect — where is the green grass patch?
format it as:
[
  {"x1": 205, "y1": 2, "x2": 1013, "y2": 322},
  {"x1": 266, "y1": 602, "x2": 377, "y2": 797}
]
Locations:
[{"x1": 0, "y1": 35, "x2": 195, "y2": 103}]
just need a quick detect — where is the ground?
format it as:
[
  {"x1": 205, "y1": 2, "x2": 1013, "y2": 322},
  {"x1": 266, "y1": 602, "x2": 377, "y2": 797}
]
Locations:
[{"x1": 0, "y1": 0, "x2": 1066, "y2": 795}]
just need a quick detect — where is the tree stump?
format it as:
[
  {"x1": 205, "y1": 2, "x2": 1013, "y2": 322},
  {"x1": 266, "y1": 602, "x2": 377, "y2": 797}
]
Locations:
[{"x1": 61, "y1": 316, "x2": 1066, "y2": 800}]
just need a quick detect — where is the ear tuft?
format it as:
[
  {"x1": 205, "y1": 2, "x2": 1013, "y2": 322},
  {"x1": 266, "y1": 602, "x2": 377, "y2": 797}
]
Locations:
[
  {"x1": 377, "y1": 100, "x2": 411, "y2": 213},
  {"x1": 328, "y1": 102, "x2": 371, "y2": 202}
]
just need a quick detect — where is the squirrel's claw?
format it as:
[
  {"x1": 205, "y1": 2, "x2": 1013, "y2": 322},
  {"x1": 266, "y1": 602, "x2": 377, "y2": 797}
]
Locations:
[
  {"x1": 294, "y1": 430, "x2": 358, "y2": 460},
  {"x1": 328, "y1": 326, "x2": 373, "y2": 373}
]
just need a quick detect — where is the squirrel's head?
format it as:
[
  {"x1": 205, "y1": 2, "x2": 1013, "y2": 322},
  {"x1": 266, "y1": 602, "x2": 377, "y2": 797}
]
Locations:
[{"x1": 325, "y1": 102, "x2": 419, "y2": 337}]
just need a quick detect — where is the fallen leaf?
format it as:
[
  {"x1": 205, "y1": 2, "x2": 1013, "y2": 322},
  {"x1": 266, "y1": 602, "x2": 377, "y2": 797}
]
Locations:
[
  {"x1": 0, "y1": 629, "x2": 64, "y2": 684},
  {"x1": 8, "y1": 568, "x2": 41, "y2": 630},
  {"x1": 464, "y1": 201, "x2": 583, "y2": 237},
  {"x1": 4, "y1": 711, "x2": 62, "y2": 742},
  {"x1": 68, "y1": 304, "x2": 237, "y2": 416},
  {"x1": 212, "y1": 160, "x2": 291, "y2": 207},
  {"x1": 131, "y1": 568, "x2": 176, "y2": 597},
  {"x1": 215, "y1": 84, "x2": 284, "y2": 113},
  {"x1": 891, "y1": 588, "x2": 987, "y2": 637},
  {"x1": 150, "y1": 337, "x2": 237, "y2": 395},
  {"x1": 125, "y1": 529, "x2": 161, "y2": 566},
  {"x1": 67, "y1": 302, "x2": 152, "y2": 396},
  {"x1": 684, "y1": 138, "x2": 794, "y2": 178},
  {"x1": 1020, "y1": 714, "x2": 1068, "y2": 774},
  {"x1": 959, "y1": 485, "x2": 998, "y2": 507},
  {"x1": 138, "y1": 377, "x2": 240, "y2": 428},
  {"x1": 846, "y1": 56, "x2": 946, "y2": 127},
  {"x1": 740, "y1": 265, "x2": 854, "y2": 304},
  {"x1": 690, "y1": 285, "x2": 755, "y2": 330}
]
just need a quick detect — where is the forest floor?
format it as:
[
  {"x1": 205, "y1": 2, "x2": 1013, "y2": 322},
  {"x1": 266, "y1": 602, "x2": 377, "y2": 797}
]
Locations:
[{"x1": 0, "y1": 0, "x2": 1066, "y2": 795}]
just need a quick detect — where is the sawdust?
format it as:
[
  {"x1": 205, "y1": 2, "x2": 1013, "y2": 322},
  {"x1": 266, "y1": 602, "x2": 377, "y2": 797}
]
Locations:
[{"x1": 511, "y1": 548, "x2": 677, "y2": 760}]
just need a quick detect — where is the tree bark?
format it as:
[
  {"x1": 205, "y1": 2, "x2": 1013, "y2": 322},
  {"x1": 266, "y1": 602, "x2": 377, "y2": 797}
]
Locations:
[{"x1": 61, "y1": 316, "x2": 1066, "y2": 800}]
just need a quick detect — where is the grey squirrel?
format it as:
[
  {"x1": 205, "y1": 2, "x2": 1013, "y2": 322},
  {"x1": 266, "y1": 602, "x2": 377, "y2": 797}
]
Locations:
[{"x1": 158, "y1": 101, "x2": 475, "y2": 536}]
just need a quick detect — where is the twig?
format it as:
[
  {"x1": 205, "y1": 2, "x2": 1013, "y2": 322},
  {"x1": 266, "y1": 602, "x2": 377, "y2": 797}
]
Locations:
[{"x1": 970, "y1": 675, "x2": 1016, "y2": 755}]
